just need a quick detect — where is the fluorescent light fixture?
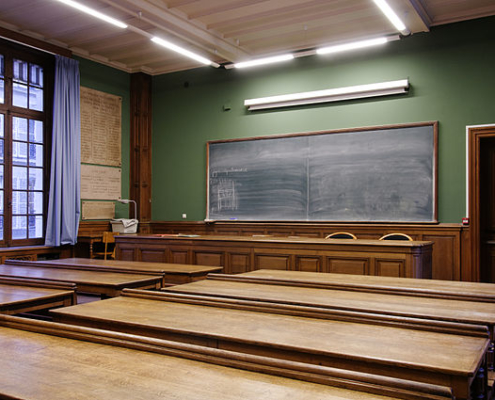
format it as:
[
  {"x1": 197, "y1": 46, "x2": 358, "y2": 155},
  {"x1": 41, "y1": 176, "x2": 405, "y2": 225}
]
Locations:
[
  {"x1": 244, "y1": 79, "x2": 409, "y2": 110},
  {"x1": 372, "y1": 0, "x2": 409, "y2": 35},
  {"x1": 234, "y1": 54, "x2": 295, "y2": 69},
  {"x1": 151, "y1": 36, "x2": 213, "y2": 66},
  {"x1": 55, "y1": 0, "x2": 127, "y2": 29},
  {"x1": 317, "y1": 37, "x2": 389, "y2": 55}
]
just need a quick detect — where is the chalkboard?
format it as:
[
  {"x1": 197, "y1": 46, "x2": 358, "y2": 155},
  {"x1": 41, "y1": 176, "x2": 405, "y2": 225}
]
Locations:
[{"x1": 207, "y1": 122, "x2": 437, "y2": 222}]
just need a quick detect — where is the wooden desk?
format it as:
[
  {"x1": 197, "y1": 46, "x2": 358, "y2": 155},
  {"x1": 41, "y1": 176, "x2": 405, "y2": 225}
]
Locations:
[
  {"x1": 163, "y1": 279, "x2": 495, "y2": 340},
  {"x1": 0, "y1": 264, "x2": 162, "y2": 297},
  {"x1": 213, "y1": 269, "x2": 495, "y2": 302},
  {"x1": 51, "y1": 294, "x2": 488, "y2": 399},
  {"x1": 3, "y1": 315, "x2": 453, "y2": 400},
  {"x1": 0, "y1": 277, "x2": 76, "y2": 314},
  {"x1": 6, "y1": 258, "x2": 223, "y2": 285},
  {"x1": 115, "y1": 234, "x2": 433, "y2": 278}
]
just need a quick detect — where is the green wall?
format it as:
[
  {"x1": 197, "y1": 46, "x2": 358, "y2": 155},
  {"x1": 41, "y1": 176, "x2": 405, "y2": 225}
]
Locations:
[
  {"x1": 77, "y1": 57, "x2": 131, "y2": 219},
  {"x1": 151, "y1": 17, "x2": 495, "y2": 224}
]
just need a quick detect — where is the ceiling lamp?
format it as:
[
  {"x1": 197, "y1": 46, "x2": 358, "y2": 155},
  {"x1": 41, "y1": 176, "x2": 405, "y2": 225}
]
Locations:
[
  {"x1": 151, "y1": 37, "x2": 218, "y2": 67},
  {"x1": 372, "y1": 0, "x2": 410, "y2": 35},
  {"x1": 55, "y1": 0, "x2": 127, "y2": 29},
  {"x1": 317, "y1": 37, "x2": 390, "y2": 55},
  {"x1": 232, "y1": 54, "x2": 295, "y2": 69}
]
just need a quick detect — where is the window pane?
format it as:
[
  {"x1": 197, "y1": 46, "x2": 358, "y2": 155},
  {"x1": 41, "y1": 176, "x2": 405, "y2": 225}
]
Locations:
[
  {"x1": 0, "y1": 140, "x2": 3, "y2": 164},
  {"x1": 29, "y1": 120, "x2": 43, "y2": 143},
  {"x1": 0, "y1": 166, "x2": 3, "y2": 189},
  {"x1": 29, "y1": 192, "x2": 43, "y2": 214},
  {"x1": 29, "y1": 215, "x2": 43, "y2": 238},
  {"x1": 29, "y1": 64, "x2": 43, "y2": 87},
  {"x1": 0, "y1": 113, "x2": 3, "y2": 137},
  {"x1": 12, "y1": 191, "x2": 27, "y2": 214},
  {"x1": 13, "y1": 117, "x2": 28, "y2": 141},
  {"x1": 29, "y1": 144, "x2": 43, "y2": 167},
  {"x1": 12, "y1": 216, "x2": 27, "y2": 240},
  {"x1": 0, "y1": 79, "x2": 3, "y2": 104},
  {"x1": 13, "y1": 142, "x2": 28, "y2": 166},
  {"x1": 0, "y1": 190, "x2": 3, "y2": 213},
  {"x1": 0, "y1": 217, "x2": 3, "y2": 240},
  {"x1": 29, "y1": 87, "x2": 43, "y2": 111},
  {"x1": 13, "y1": 82, "x2": 28, "y2": 108},
  {"x1": 29, "y1": 168, "x2": 43, "y2": 190},
  {"x1": 13, "y1": 59, "x2": 28, "y2": 83},
  {"x1": 13, "y1": 166, "x2": 27, "y2": 189}
]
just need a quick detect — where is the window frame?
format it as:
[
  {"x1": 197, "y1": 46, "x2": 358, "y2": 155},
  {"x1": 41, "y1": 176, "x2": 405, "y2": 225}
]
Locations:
[{"x1": 0, "y1": 38, "x2": 54, "y2": 247}]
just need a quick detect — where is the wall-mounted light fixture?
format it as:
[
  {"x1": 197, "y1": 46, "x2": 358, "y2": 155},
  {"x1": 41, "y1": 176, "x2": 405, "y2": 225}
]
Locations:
[
  {"x1": 55, "y1": 0, "x2": 128, "y2": 29},
  {"x1": 244, "y1": 79, "x2": 409, "y2": 111},
  {"x1": 117, "y1": 199, "x2": 138, "y2": 220}
]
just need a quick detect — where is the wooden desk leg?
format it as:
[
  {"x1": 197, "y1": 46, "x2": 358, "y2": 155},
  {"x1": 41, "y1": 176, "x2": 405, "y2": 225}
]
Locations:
[{"x1": 472, "y1": 366, "x2": 487, "y2": 400}]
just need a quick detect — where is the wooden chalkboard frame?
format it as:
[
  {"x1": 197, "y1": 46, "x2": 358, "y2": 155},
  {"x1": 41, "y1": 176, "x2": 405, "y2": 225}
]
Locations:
[{"x1": 207, "y1": 122, "x2": 438, "y2": 223}]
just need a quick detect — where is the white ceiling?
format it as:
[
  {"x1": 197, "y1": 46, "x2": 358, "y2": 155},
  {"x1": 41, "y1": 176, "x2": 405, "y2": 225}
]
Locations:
[{"x1": 0, "y1": 0, "x2": 493, "y2": 75}]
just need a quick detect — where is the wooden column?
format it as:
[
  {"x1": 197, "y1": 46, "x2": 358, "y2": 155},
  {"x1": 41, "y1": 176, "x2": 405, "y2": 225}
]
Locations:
[{"x1": 130, "y1": 73, "x2": 152, "y2": 231}]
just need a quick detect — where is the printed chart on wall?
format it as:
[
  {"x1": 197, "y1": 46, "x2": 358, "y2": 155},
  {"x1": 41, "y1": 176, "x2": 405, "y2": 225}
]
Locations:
[
  {"x1": 80, "y1": 87, "x2": 122, "y2": 218},
  {"x1": 207, "y1": 122, "x2": 437, "y2": 223},
  {"x1": 80, "y1": 87, "x2": 122, "y2": 166}
]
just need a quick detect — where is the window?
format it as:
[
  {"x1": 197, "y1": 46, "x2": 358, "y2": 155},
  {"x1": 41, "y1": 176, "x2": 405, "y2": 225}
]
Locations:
[{"x1": 0, "y1": 39, "x2": 53, "y2": 246}]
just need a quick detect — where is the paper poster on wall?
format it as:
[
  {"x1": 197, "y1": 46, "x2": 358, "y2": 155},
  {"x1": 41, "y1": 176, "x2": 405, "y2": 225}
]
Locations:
[
  {"x1": 81, "y1": 164, "x2": 121, "y2": 200},
  {"x1": 80, "y1": 86, "x2": 122, "y2": 167}
]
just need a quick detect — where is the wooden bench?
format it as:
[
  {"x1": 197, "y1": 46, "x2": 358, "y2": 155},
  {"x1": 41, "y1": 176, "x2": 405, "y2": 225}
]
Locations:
[
  {"x1": 0, "y1": 277, "x2": 76, "y2": 314},
  {"x1": 162, "y1": 278, "x2": 495, "y2": 340},
  {"x1": 209, "y1": 269, "x2": 495, "y2": 302},
  {"x1": 0, "y1": 314, "x2": 453, "y2": 400},
  {"x1": 51, "y1": 292, "x2": 489, "y2": 399},
  {"x1": 5, "y1": 258, "x2": 223, "y2": 285},
  {"x1": 0, "y1": 264, "x2": 162, "y2": 298}
]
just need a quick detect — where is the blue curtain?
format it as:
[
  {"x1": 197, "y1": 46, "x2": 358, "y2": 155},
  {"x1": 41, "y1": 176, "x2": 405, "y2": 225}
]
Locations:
[{"x1": 45, "y1": 55, "x2": 81, "y2": 246}]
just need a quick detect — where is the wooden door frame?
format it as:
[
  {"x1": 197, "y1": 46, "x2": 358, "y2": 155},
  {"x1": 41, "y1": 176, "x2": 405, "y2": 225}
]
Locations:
[{"x1": 467, "y1": 124, "x2": 495, "y2": 282}]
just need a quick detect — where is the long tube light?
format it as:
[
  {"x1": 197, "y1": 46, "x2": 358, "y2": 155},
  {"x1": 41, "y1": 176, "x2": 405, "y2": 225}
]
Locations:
[
  {"x1": 317, "y1": 37, "x2": 389, "y2": 55},
  {"x1": 372, "y1": 0, "x2": 410, "y2": 35},
  {"x1": 55, "y1": 0, "x2": 127, "y2": 29},
  {"x1": 233, "y1": 54, "x2": 294, "y2": 69},
  {"x1": 244, "y1": 79, "x2": 409, "y2": 111},
  {"x1": 151, "y1": 36, "x2": 216, "y2": 66}
]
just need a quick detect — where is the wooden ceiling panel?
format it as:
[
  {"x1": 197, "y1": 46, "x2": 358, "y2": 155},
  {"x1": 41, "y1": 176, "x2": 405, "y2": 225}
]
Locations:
[{"x1": 0, "y1": 0, "x2": 493, "y2": 75}]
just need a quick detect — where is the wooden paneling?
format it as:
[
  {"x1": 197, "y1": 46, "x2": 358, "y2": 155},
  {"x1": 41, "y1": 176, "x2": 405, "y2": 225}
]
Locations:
[
  {"x1": 130, "y1": 73, "x2": 152, "y2": 224},
  {"x1": 115, "y1": 235, "x2": 432, "y2": 279},
  {"x1": 375, "y1": 259, "x2": 404, "y2": 277},
  {"x1": 151, "y1": 221, "x2": 464, "y2": 281}
]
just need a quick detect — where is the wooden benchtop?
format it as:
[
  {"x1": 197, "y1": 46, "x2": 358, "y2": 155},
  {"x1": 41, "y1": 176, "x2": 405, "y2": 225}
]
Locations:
[
  {"x1": 120, "y1": 233, "x2": 433, "y2": 248},
  {"x1": 0, "y1": 264, "x2": 162, "y2": 297},
  {"x1": 163, "y1": 279, "x2": 495, "y2": 335},
  {"x1": 0, "y1": 283, "x2": 76, "y2": 314},
  {"x1": 1, "y1": 318, "x2": 417, "y2": 400},
  {"x1": 51, "y1": 296, "x2": 488, "y2": 377},
  {"x1": 6, "y1": 258, "x2": 223, "y2": 275},
  {"x1": 0, "y1": 264, "x2": 159, "y2": 285},
  {"x1": 214, "y1": 270, "x2": 495, "y2": 302},
  {"x1": 0, "y1": 284, "x2": 72, "y2": 302}
]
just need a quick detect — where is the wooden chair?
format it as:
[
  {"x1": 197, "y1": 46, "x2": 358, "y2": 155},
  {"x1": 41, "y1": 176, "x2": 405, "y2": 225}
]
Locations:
[
  {"x1": 92, "y1": 232, "x2": 119, "y2": 260},
  {"x1": 325, "y1": 232, "x2": 357, "y2": 239},
  {"x1": 379, "y1": 232, "x2": 413, "y2": 241}
]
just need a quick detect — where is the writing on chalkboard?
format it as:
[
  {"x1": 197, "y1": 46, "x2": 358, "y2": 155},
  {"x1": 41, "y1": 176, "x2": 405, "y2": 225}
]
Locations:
[{"x1": 207, "y1": 122, "x2": 437, "y2": 223}]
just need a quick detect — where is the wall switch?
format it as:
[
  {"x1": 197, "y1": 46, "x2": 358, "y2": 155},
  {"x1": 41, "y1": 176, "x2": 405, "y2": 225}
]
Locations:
[{"x1": 182, "y1": 213, "x2": 187, "y2": 219}]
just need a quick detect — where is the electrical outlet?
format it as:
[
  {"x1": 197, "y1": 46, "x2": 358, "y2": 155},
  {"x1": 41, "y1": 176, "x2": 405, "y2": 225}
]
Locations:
[{"x1": 182, "y1": 213, "x2": 187, "y2": 219}]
